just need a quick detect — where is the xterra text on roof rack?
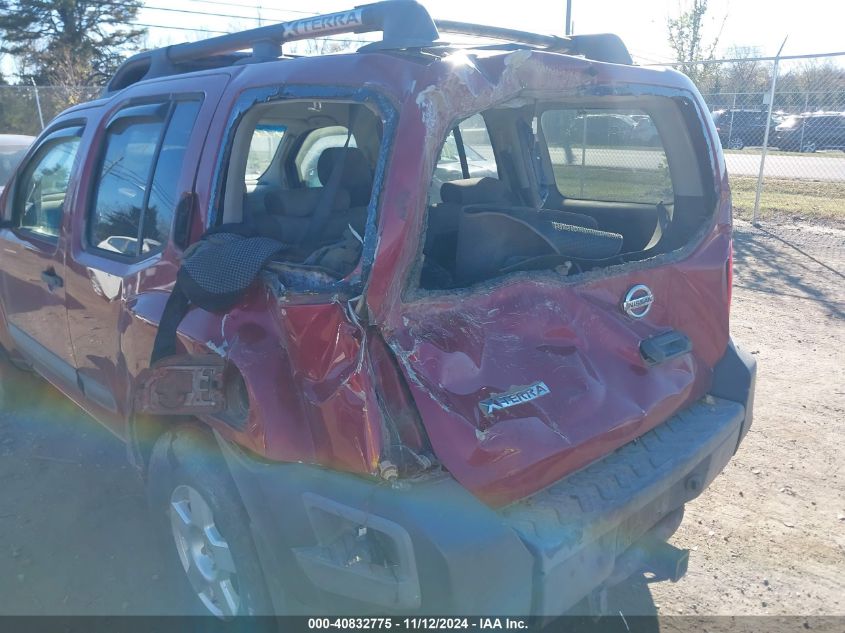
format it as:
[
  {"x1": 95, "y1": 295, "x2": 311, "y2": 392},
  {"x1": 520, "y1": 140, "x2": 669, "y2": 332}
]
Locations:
[{"x1": 0, "y1": 0, "x2": 755, "y2": 617}]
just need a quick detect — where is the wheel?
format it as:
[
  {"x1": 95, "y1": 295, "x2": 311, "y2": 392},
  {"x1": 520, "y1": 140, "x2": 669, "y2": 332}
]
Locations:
[
  {"x1": 801, "y1": 142, "x2": 817, "y2": 153},
  {"x1": 728, "y1": 138, "x2": 745, "y2": 150},
  {"x1": 147, "y1": 426, "x2": 275, "y2": 617}
]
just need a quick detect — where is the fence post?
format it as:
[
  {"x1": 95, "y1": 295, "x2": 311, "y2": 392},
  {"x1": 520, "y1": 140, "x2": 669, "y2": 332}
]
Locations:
[
  {"x1": 753, "y1": 37, "x2": 788, "y2": 225},
  {"x1": 30, "y1": 78, "x2": 45, "y2": 131},
  {"x1": 727, "y1": 93, "x2": 737, "y2": 148},
  {"x1": 798, "y1": 91, "x2": 809, "y2": 150}
]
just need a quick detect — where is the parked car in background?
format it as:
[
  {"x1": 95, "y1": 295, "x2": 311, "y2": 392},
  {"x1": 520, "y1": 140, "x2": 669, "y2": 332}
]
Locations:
[
  {"x1": 0, "y1": 134, "x2": 35, "y2": 193},
  {"x1": 629, "y1": 115, "x2": 662, "y2": 146},
  {"x1": 568, "y1": 113, "x2": 636, "y2": 145},
  {"x1": 774, "y1": 112, "x2": 845, "y2": 152},
  {"x1": 429, "y1": 132, "x2": 497, "y2": 202},
  {"x1": 711, "y1": 109, "x2": 779, "y2": 149}
]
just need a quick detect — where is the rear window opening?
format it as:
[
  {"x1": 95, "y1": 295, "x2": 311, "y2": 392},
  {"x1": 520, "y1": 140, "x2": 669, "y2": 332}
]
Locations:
[
  {"x1": 220, "y1": 99, "x2": 383, "y2": 286},
  {"x1": 419, "y1": 95, "x2": 714, "y2": 290}
]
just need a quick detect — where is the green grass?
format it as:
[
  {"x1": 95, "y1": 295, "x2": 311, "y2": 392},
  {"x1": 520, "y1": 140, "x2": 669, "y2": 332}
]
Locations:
[
  {"x1": 551, "y1": 165, "x2": 844, "y2": 222},
  {"x1": 730, "y1": 176, "x2": 845, "y2": 221},
  {"x1": 552, "y1": 165, "x2": 673, "y2": 204}
]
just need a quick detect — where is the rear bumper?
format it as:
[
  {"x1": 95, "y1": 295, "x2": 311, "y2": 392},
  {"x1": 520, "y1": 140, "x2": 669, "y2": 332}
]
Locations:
[{"x1": 219, "y1": 340, "x2": 756, "y2": 615}]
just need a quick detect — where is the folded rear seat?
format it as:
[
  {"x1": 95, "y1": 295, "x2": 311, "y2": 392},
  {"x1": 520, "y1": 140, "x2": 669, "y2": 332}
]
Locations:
[{"x1": 456, "y1": 206, "x2": 623, "y2": 285}]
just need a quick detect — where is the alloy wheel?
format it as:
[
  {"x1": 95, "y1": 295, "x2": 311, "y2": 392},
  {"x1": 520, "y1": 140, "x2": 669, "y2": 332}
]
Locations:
[{"x1": 169, "y1": 484, "x2": 241, "y2": 617}]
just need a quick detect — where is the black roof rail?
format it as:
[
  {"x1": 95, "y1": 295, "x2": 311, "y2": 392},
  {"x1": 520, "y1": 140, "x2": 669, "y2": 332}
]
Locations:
[
  {"x1": 104, "y1": 0, "x2": 631, "y2": 94},
  {"x1": 434, "y1": 20, "x2": 632, "y2": 65}
]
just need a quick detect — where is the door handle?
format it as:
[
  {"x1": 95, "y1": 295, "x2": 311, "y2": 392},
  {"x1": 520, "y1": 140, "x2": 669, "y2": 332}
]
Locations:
[
  {"x1": 41, "y1": 268, "x2": 64, "y2": 291},
  {"x1": 640, "y1": 330, "x2": 692, "y2": 366}
]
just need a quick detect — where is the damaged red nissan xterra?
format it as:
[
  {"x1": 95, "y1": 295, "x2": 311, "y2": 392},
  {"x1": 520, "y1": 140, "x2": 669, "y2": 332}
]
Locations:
[{"x1": 0, "y1": 0, "x2": 756, "y2": 617}]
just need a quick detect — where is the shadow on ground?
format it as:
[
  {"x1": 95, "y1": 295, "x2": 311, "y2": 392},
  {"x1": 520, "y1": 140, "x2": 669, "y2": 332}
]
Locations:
[{"x1": 732, "y1": 221, "x2": 845, "y2": 320}]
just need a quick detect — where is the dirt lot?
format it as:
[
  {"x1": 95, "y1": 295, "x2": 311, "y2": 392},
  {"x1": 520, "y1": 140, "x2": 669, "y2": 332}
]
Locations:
[{"x1": 0, "y1": 217, "x2": 842, "y2": 617}]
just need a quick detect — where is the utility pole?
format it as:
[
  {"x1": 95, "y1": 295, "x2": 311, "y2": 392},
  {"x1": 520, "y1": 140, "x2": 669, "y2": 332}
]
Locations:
[
  {"x1": 565, "y1": 0, "x2": 573, "y2": 35},
  {"x1": 30, "y1": 78, "x2": 44, "y2": 130}
]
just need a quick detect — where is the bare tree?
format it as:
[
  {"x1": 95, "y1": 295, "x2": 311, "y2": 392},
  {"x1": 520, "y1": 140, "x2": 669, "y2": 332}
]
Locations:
[
  {"x1": 717, "y1": 46, "x2": 771, "y2": 96},
  {"x1": 288, "y1": 37, "x2": 365, "y2": 57},
  {"x1": 666, "y1": 0, "x2": 727, "y2": 87}
]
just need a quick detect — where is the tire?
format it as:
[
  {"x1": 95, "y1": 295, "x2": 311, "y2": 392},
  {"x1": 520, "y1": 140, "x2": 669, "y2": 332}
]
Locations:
[
  {"x1": 147, "y1": 425, "x2": 275, "y2": 617},
  {"x1": 801, "y1": 142, "x2": 817, "y2": 153},
  {"x1": 728, "y1": 138, "x2": 745, "y2": 150}
]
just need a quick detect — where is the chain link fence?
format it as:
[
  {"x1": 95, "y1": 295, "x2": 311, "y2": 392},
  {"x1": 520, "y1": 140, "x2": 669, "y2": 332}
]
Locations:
[
  {"x1": 0, "y1": 85, "x2": 101, "y2": 136},
  {"x1": 653, "y1": 52, "x2": 845, "y2": 224}
]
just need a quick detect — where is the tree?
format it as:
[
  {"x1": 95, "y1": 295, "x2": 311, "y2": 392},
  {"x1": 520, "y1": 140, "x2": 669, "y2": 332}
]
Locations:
[
  {"x1": 0, "y1": 0, "x2": 146, "y2": 86},
  {"x1": 666, "y1": 0, "x2": 726, "y2": 87}
]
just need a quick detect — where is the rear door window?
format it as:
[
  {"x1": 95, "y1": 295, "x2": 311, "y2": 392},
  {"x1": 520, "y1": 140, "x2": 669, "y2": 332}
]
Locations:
[
  {"x1": 540, "y1": 108, "x2": 673, "y2": 204},
  {"x1": 89, "y1": 100, "x2": 201, "y2": 257},
  {"x1": 295, "y1": 126, "x2": 357, "y2": 187},
  {"x1": 245, "y1": 124, "x2": 286, "y2": 184},
  {"x1": 430, "y1": 114, "x2": 498, "y2": 202}
]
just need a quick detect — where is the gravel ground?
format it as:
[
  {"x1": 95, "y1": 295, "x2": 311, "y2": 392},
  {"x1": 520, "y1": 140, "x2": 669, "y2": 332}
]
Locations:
[{"x1": 0, "y1": 217, "x2": 842, "y2": 617}]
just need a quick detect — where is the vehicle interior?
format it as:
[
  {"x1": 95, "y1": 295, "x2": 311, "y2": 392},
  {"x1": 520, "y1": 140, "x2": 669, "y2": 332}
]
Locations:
[
  {"x1": 420, "y1": 95, "x2": 714, "y2": 290},
  {"x1": 221, "y1": 100, "x2": 383, "y2": 283}
]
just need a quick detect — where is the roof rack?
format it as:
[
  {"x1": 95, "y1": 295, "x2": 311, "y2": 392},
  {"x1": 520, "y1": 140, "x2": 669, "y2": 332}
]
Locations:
[
  {"x1": 434, "y1": 21, "x2": 631, "y2": 65},
  {"x1": 105, "y1": 0, "x2": 632, "y2": 94}
]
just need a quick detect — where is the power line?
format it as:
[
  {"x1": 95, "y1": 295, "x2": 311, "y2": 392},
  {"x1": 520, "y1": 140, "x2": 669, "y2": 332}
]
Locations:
[
  {"x1": 135, "y1": 22, "x2": 229, "y2": 34},
  {"x1": 139, "y1": 3, "x2": 310, "y2": 22},
  {"x1": 181, "y1": 0, "x2": 316, "y2": 15}
]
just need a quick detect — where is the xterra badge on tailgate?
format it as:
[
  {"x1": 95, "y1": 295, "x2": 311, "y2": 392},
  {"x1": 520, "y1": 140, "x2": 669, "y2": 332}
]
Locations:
[{"x1": 479, "y1": 381, "x2": 551, "y2": 415}]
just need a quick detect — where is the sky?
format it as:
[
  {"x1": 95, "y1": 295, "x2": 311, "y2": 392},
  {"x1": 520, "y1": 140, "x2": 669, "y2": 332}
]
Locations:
[
  {"x1": 3, "y1": 0, "x2": 845, "y2": 78},
  {"x1": 133, "y1": 0, "x2": 845, "y2": 62}
]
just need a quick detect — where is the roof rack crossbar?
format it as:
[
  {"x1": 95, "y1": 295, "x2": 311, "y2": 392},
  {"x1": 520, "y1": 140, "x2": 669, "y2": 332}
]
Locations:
[
  {"x1": 434, "y1": 20, "x2": 571, "y2": 51},
  {"x1": 434, "y1": 20, "x2": 633, "y2": 65}
]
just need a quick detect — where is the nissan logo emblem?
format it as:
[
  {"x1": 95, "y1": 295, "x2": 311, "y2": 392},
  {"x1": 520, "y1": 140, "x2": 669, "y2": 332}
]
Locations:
[{"x1": 622, "y1": 284, "x2": 654, "y2": 318}]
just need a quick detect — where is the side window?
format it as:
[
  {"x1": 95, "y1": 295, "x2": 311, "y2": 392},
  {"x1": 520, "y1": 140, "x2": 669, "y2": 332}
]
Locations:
[
  {"x1": 15, "y1": 129, "x2": 82, "y2": 240},
  {"x1": 430, "y1": 114, "x2": 497, "y2": 202},
  {"x1": 90, "y1": 100, "x2": 200, "y2": 258},
  {"x1": 143, "y1": 101, "x2": 202, "y2": 250},
  {"x1": 295, "y1": 126, "x2": 357, "y2": 187},
  {"x1": 540, "y1": 108, "x2": 673, "y2": 204},
  {"x1": 245, "y1": 124, "x2": 286, "y2": 185}
]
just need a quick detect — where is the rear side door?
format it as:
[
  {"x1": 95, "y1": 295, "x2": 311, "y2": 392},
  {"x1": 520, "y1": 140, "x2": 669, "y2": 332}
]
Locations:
[
  {"x1": 0, "y1": 124, "x2": 84, "y2": 391},
  {"x1": 64, "y1": 75, "x2": 228, "y2": 431}
]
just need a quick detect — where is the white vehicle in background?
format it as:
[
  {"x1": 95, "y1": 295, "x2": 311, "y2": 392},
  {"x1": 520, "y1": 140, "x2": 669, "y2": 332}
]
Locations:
[{"x1": 0, "y1": 134, "x2": 36, "y2": 194}]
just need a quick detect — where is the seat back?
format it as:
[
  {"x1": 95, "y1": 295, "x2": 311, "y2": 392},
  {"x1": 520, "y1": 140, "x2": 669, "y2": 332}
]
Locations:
[
  {"x1": 317, "y1": 147, "x2": 374, "y2": 207},
  {"x1": 456, "y1": 205, "x2": 623, "y2": 285}
]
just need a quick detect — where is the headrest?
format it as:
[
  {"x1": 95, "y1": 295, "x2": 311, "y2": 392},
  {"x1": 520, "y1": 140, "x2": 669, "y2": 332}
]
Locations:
[
  {"x1": 439, "y1": 177, "x2": 512, "y2": 206},
  {"x1": 265, "y1": 187, "x2": 351, "y2": 217},
  {"x1": 317, "y1": 147, "x2": 373, "y2": 189}
]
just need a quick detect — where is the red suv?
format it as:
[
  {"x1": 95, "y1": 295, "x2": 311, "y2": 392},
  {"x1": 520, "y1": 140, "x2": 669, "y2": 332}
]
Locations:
[{"x1": 0, "y1": 1, "x2": 755, "y2": 617}]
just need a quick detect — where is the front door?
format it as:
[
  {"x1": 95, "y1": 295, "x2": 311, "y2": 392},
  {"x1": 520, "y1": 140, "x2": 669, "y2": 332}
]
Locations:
[{"x1": 0, "y1": 125, "x2": 84, "y2": 390}]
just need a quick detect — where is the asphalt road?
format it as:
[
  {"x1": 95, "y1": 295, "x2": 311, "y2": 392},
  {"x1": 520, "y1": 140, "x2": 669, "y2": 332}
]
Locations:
[{"x1": 544, "y1": 147, "x2": 845, "y2": 181}]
